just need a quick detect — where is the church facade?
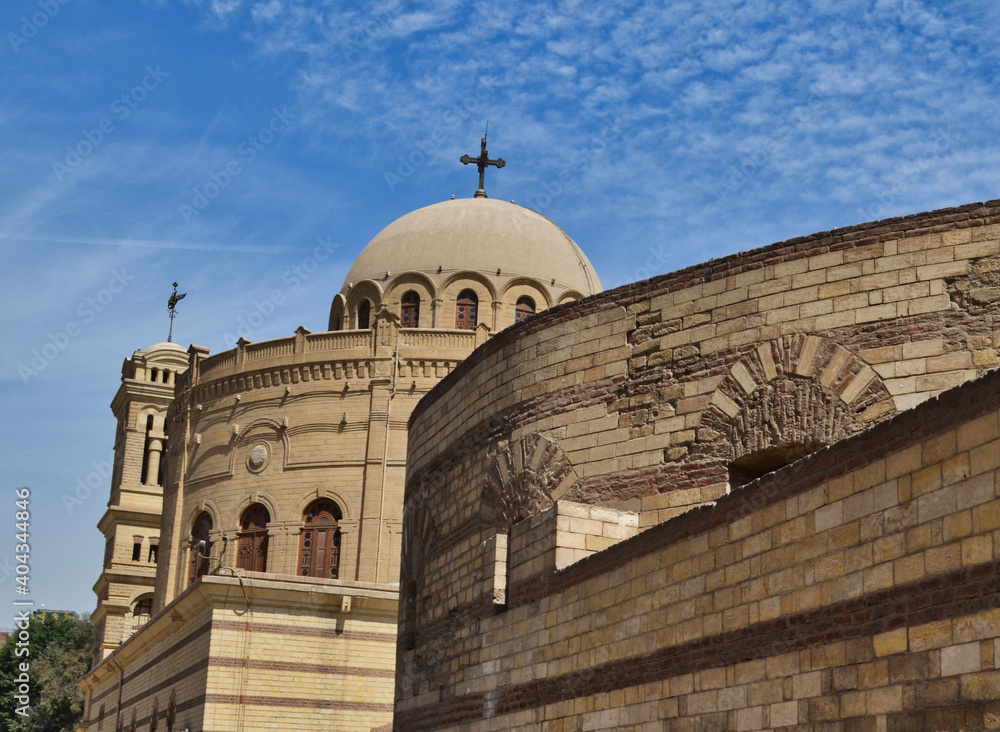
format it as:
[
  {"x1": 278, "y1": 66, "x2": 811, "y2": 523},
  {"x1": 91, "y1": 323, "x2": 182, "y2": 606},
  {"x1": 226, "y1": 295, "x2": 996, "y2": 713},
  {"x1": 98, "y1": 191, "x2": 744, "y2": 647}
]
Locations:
[
  {"x1": 79, "y1": 193, "x2": 602, "y2": 731},
  {"x1": 396, "y1": 199, "x2": 1000, "y2": 730}
]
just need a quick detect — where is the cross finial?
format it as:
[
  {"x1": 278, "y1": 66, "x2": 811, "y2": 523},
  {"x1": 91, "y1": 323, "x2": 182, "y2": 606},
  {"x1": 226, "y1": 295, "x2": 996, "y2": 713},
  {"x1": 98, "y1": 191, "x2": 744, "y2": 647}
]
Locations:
[
  {"x1": 167, "y1": 282, "x2": 186, "y2": 343},
  {"x1": 460, "y1": 129, "x2": 505, "y2": 198}
]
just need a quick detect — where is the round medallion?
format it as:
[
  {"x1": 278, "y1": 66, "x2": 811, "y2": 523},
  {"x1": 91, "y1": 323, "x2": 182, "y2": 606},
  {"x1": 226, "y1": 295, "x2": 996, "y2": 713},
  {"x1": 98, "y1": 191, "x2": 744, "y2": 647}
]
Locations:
[{"x1": 247, "y1": 443, "x2": 270, "y2": 472}]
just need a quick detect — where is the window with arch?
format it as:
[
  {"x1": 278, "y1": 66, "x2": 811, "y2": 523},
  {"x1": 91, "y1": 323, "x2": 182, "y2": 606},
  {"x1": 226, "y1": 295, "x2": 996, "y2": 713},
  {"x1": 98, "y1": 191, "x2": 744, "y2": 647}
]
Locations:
[
  {"x1": 189, "y1": 512, "x2": 212, "y2": 585},
  {"x1": 237, "y1": 504, "x2": 270, "y2": 573},
  {"x1": 299, "y1": 500, "x2": 343, "y2": 579},
  {"x1": 515, "y1": 296, "x2": 535, "y2": 323},
  {"x1": 358, "y1": 300, "x2": 372, "y2": 330},
  {"x1": 455, "y1": 290, "x2": 478, "y2": 330},
  {"x1": 130, "y1": 596, "x2": 153, "y2": 634},
  {"x1": 400, "y1": 291, "x2": 420, "y2": 328}
]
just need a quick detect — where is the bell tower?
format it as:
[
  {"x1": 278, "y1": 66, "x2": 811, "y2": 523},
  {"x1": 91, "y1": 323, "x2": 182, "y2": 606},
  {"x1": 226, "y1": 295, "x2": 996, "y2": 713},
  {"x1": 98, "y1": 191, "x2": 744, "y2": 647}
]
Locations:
[{"x1": 90, "y1": 341, "x2": 188, "y2": 663}]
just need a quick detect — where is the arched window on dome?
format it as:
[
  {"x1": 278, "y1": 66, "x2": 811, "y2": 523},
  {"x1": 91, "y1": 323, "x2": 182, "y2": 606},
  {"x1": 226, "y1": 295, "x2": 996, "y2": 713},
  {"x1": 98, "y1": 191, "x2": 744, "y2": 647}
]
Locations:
[
  {"x1": 358, "y1": 300, "x2": 372, "y2": 330},
  {"x1": 400, "y1": 291, "x2": 420, "y2": 329},
  {"x1": 515, "y1": 296, "x2": 536, "y2": 323},
  {"x1": 299, "y1": 500, "x2": 343, "y2": 579},
  {"x1": 237, "y1": 504, "x2": 270, "y2": 573},
  {"x1": 455, "y1": 290, "x2": 478, "y2": 330},
  {"x1": 189, "y1": 512, "x2": 212, "y2": 585}
]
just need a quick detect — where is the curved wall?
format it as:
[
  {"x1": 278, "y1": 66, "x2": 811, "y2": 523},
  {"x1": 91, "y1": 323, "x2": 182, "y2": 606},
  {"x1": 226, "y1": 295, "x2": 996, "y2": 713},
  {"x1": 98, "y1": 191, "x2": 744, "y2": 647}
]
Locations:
[
  {"x1": 154, "y1": 319, "x2": 480, "y2": 608},
  {"x1": 399, "y1": 199, "x2": 1000, "y2": 720},
  {"x1": 409, "y1": 199, "x2": 1000, "y2": 516}
]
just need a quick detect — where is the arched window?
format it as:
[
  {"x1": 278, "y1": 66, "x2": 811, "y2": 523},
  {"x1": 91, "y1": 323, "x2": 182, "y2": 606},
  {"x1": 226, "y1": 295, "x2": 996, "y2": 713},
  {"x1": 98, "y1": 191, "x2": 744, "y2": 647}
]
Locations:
[
  {"x1": 237, "y1": 504, "x2": 270, "y2": 572},
  {"x1": 401, "y1": 291, "x2": 420, "y2": 328},
  {"x1": 130, "y1": 596, "x2": 153, "y2": 633},
  {"x1": 358, "y1": 300, "x2": 371, "y2": 330},
  {"x1": 331, "y1": 301, "x2": 345, "y2": 331},
  {"x1": 455, "y1": 290, "x2": 478, "y2": 330},
  {"x1": 189, "y1": 512, "x2": 212, "y2": 585},
  {"x1": 515, "y1": 296, "x2": 535, "y2": 323},
  {"x1": 299, "y1": 500, "x2": 343, "y2": 579}
]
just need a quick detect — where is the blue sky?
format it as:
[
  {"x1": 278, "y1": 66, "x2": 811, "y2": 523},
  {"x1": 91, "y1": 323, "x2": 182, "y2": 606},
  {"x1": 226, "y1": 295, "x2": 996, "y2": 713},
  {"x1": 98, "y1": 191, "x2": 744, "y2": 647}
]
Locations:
[{"x1": 2, "y1": 0, "x2": 999, "y2": 618}]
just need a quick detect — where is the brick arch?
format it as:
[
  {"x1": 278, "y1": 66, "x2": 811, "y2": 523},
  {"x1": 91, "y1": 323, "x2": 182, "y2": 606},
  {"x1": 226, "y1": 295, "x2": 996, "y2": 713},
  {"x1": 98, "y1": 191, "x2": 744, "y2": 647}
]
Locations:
[
  {"x1": 703, "y1": 336, "x2": 895, "y2": 485},
  {"x1": 400, "y1": 491, "x2": 437, "y2": 650},
  {"x1": 708, "y1": 335, "x2": 893, "y2": 421},
  {"x1": 480, "y1": 433, "x2": 578, "y2": 533}
]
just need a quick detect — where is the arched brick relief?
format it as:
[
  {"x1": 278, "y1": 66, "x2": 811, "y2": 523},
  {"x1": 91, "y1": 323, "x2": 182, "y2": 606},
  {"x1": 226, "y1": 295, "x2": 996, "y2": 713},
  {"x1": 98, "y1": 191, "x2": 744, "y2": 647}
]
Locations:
[
  {"x1": 480, "y1": 433, "x2": 578, "y2": 533},
  {"x1": 707, "y1": 336, "x2": 894, "y2": 422},
  {"x1": 400, "y1": 490, "x2": 437, "y2": 589},
  {"x1": 700, "y1": 336, "x2": 895, "y2": 486},
  {"x1": 400, "y1": 489, "x2": 437, "y2": 650}
]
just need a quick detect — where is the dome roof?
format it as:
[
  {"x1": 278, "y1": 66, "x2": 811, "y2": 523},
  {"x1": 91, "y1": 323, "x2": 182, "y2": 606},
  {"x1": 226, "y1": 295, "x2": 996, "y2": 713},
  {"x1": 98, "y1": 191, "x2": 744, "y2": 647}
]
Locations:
[
  {"x1": 144, "y1": 341, "x2": 188, "y2": 355},
  {"x1": 146, "y1": 341, "x2": 187, "y2": 353},
  {"x1": 342, "y1": 198, "x2": 601, "y2": 296}
]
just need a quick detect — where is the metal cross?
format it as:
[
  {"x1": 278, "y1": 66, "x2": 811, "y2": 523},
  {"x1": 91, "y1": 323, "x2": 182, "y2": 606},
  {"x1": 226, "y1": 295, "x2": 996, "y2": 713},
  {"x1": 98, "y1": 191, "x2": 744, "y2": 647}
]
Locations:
[
  {"x1": 167, "y1": 282, "x2": 186, "y2": 343},
  {"x1": 460, "y1": 132, "x2": 505, "y2": 198}
]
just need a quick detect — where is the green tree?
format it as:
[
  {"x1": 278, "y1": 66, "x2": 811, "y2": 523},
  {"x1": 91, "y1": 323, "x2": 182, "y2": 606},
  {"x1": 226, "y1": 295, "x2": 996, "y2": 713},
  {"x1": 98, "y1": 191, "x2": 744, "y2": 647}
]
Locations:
[{"x1": 0, "y1": 614, "x2": 93, "y2": 732}]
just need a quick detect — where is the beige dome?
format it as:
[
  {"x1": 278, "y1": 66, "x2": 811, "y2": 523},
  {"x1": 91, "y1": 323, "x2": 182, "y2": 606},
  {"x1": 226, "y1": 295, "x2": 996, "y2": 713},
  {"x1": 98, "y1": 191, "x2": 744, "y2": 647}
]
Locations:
[
  {"x1": 144, "y1": 341, "x2": 187, "y2": 354},
  {"x1": 342, "y1": 198, "x2": 601, "y2": 296}
]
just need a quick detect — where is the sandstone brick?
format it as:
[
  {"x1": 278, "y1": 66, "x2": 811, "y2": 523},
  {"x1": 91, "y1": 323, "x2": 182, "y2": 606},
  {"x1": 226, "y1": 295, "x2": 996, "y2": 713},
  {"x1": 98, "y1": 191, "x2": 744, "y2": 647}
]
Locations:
[
  {"x1": 874, "y1": 628, "x2": 909, "y2": 658},
  {"x1": 941, "y1": 642, "x2": 982, "y2": 676},
  {"x1": 910, "y1": 620, "x2": 954, "y2": 651}
]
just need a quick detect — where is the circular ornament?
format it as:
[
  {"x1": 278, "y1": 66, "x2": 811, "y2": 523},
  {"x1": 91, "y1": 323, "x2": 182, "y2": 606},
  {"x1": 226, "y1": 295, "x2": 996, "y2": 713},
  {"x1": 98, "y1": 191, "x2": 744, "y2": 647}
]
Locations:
[{"x1": 247, "y1": 443, "x2": 270, "y2": 472}]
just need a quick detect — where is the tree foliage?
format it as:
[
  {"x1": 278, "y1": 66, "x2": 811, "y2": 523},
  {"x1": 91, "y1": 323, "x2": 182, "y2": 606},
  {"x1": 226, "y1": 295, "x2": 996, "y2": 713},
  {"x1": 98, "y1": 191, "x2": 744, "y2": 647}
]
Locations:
[{"x1": 0, "y1": 614, "x2": 93, "y2": 732}]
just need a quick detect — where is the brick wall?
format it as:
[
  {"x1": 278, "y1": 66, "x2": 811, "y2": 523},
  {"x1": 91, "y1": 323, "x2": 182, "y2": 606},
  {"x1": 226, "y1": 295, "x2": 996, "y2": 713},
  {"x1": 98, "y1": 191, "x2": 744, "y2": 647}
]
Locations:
[
  {"x1": 80, "y1": 575, "x2": 397, "y2": 732},
  {"x1": 398, "y1": 200, "x2": 1000, "y2": 730},
  {"x1": 395, "y1": 365, "x2": 1000, "y2": 731}
]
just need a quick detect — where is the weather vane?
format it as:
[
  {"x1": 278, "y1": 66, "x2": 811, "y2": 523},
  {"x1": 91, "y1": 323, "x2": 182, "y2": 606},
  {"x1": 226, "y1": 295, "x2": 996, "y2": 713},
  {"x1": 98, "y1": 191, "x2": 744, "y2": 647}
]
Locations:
[
  {"x1": 167, "y1": 282, "x2": 186, "y2": 343},
  {"x1": 460, "y1": 123, "x2": 505, "y2": 198}
]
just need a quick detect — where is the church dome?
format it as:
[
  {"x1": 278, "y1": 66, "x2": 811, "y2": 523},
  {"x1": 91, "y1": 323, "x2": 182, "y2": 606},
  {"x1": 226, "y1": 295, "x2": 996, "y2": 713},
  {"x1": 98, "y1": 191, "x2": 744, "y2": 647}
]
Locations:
[
  {"x1": 144, "y1": 341, "x2": 188, "y2": 355},
  {"x1": 341, "y1": 197, "x2": 601, "y2": 296}
]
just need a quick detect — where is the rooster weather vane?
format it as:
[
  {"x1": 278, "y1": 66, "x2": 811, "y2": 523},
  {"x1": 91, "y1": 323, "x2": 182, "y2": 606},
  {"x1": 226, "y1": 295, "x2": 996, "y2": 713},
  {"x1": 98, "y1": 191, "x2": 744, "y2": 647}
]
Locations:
[
  {"x1": 460, "y1": 125, "x2": 505, "y2": 198},
  {"x1": 167, "y1": 282, "x2": 186, "y2": 343}
]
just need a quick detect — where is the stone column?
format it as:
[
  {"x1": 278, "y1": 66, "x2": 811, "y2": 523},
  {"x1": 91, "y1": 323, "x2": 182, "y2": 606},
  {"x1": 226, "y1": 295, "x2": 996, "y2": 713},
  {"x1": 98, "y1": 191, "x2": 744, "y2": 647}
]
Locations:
[
  {"x1": 492, "y1": 300, "x2": 502, "y2": 331},
  {"x1": 144, "y1": 437, "x2": 164, "y2": 486}
]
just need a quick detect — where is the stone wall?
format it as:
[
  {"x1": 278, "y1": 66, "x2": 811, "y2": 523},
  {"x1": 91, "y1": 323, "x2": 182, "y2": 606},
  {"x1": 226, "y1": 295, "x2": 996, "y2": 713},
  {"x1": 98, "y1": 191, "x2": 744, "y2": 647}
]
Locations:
[
  {"x1": 395, "y1": 359, "x2": 1000, "y2": 731},
  {"x1": 80, "y1": 575, "x2": 396, "y2": 732},
  {"x1": 407, "y1": 199, "x2": 1000, "y2": 525},
  {"x1": 397, "y1": 199, "x2": 1000, "y2": 729}
]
